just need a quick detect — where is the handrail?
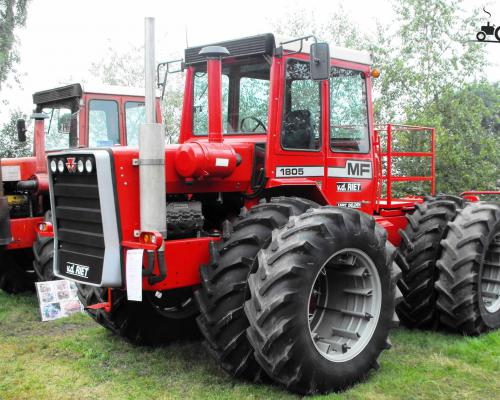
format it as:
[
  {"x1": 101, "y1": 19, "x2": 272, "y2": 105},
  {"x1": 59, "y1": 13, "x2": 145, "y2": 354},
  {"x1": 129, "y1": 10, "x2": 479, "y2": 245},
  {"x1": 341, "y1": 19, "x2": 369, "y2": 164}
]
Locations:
[{"x1": 374, "y1": 124, "x2": 435, "y2": 208}]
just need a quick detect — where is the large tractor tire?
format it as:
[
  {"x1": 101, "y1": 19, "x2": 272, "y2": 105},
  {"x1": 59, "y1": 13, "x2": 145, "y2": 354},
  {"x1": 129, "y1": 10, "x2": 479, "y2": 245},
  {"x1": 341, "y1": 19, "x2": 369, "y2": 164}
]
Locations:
[
  {"x1": 245, "y1": 207, "x2": 399, "y2": 395},
  {"x1": 33, "y1": 212, "x2": 55, "y2": 281},
  {"x1": 0, "y1": 249, "x2": 34, "y2": 293},
  {"x1": 77, "y1": 285, "x2": 199, "y2": 345},
  {"x1": 436, "y1": 202, "x2": 500, "y2": 334},
  {"x1": 194, "y1": 197, "x2": 318, "y2": 382},
  {"x1": 396, "y1": 195, "x2": 465, "y2": 329}
]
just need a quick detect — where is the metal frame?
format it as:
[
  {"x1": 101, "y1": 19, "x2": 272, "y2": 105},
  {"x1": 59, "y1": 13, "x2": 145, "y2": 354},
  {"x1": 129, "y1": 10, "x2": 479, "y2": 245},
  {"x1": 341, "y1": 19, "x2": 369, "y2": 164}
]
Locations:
[{"x1": 375, "y1": 124, "x2": 435, "y2": 209}]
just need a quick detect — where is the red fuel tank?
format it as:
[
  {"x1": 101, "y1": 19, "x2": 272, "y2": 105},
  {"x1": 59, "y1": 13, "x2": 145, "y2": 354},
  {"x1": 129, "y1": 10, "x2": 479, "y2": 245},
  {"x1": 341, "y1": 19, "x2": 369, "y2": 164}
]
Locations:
[{"x1": 174, "y1": 142, "x2": 239, "y2": 179}]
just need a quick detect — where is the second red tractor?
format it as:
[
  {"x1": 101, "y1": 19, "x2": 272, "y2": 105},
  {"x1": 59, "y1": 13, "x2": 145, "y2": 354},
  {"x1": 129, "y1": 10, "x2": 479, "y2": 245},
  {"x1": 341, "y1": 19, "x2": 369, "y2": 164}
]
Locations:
[{"x1": 0, "y1": 84, "x2": 160, "y2": 292}]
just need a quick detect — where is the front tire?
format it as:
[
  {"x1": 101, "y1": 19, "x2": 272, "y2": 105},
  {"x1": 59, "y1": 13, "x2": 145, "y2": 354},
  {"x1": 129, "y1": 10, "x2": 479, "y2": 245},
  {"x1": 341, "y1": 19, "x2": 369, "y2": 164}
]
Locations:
[
  {"x1": 77, "y1": 285, "x2": 199, "y2": 345},
  {"x1": 436, "y1": 202, "x2": 500, "y2": 334},
  {"x1": 194, "y1": 197, "x2": 318, "y2": 381},
  {"x1": 245, "y1": 207, "x2": 396, "y2": 394}
]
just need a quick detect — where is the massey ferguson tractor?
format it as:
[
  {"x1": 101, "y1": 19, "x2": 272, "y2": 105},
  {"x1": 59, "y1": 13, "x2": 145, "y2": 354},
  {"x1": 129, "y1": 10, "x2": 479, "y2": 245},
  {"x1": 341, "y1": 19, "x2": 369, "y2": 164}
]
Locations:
[
  {"x1": 0, "y1": 84, "x2": 160, "y2": 293},
  {"x1": 42, "y1": 22, "x2": 500, "y2": 394}
]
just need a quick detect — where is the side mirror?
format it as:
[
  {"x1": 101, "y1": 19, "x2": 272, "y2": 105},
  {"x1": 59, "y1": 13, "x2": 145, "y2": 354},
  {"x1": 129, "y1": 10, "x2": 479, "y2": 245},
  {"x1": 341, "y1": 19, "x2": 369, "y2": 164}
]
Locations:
[
  {"x1": 16, "y1": 119, "x2": 27, "y2": 142},
  {"x1": 310, "y1": 42, "x2": 330, "y2": 81}
]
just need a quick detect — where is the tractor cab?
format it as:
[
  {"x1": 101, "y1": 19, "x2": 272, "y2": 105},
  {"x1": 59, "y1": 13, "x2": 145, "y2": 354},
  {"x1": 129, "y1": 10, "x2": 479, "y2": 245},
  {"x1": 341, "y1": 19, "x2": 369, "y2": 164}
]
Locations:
[
  {"x1": 176, "y1": 34, "x2": 433, "y2": 218},
  {"x1": 3, "y1": 83, "x2": 162, "y2": 185},
  {"x1": 32, "y1": 83, "x2": 162, "y2": 152}
]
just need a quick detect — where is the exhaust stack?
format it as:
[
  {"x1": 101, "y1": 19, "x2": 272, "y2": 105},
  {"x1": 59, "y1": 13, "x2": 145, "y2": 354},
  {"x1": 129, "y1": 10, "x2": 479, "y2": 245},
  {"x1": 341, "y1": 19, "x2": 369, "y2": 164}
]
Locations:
[
  {"x1": 139, "y1": 17, "x2": 167, "y2": 281},
  {"x1": 199, "y1": 46, "x2": 229, "y2": 143}
]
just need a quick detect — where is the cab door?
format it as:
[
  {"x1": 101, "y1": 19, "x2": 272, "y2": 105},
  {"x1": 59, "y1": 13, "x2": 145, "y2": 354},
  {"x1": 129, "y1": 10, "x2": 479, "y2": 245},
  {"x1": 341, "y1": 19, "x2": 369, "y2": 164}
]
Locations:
[
  {"x1": 324, "y1": 60, "x2": 376, "y2": 214},
  {"x1": 266, "y1": 55, "x2": 328, "y2": 192}
]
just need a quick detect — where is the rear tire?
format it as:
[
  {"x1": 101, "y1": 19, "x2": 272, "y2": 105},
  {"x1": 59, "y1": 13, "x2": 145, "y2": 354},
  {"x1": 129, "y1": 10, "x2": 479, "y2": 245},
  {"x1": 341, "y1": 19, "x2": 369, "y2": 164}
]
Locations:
[
  {"x1": 436, "y1": 202, "x2": 500, "y2": 334},
  {"x1": 33, "y1": 211, "x2": 55, "y2": 282},
  {"x1": 194, "y1": 197, "x2": 318, "y2": 381},
  {"x1": 245, "y1": 207, "x2": 396, "y2": 394},
  {"x1": 396, "y1": 195, "x2": 465, "y2": 329},
  {"x1": 77, "y1": 285, "x2": 199, "y2": 345}
]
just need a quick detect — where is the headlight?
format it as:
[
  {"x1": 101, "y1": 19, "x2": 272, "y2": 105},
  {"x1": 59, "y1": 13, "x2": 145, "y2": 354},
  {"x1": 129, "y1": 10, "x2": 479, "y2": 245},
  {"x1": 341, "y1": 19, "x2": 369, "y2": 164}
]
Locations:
[
  {"x1": 77, "y1": 159, "x2": 85, "y2": 173},
  {"x1": 57, "y1": 159, "x2": 64, "y2": 173},
  {"x1": 50, "y1": 159, "x2": 57, "y2": 173},
  {"x1": 85, "y1": 158, "x2": 93, "y2": 173}
]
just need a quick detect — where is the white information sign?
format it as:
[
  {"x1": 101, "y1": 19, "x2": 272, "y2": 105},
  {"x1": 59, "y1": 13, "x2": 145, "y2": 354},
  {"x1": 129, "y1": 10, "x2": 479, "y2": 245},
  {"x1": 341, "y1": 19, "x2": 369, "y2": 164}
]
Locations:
[{"x1": 126, "y1": 249, "x2": 144, "y2": 301}]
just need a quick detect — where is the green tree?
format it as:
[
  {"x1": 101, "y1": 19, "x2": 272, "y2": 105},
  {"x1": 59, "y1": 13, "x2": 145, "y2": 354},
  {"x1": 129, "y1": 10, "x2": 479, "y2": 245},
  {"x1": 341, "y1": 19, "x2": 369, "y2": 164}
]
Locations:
[
  {"x1": 90, "y1": 44, "x2": 184, "y2": 143},
  {"x1": 271, "y1": 5, "x2": 367, "y2": 49},
  {"x1": 0, "y1": 0, "x2": 29, "y2": 91},
  {"x1": 89, "y1": 44, "x2": 144, "y2": 87},
  {"x1": 0, "y1": 109, "x2": 31, "y2": 158},
  {"x1": 372, "y1": 0, "x2": 487, "y2": 121},
  {"x1": 410, "y1": 81, "x2": 500, "y2": 194}
]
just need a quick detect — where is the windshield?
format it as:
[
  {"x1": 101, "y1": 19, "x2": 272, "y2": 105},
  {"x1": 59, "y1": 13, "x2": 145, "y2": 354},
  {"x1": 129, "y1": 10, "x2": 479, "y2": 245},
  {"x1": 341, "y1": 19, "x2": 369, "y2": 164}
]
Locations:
[
  {"x1": 192, "y1": 58, "x2": 270, "y2": 135},
  {"x1": 44, "y1": 107, "x2": 78, "y2": 150}
]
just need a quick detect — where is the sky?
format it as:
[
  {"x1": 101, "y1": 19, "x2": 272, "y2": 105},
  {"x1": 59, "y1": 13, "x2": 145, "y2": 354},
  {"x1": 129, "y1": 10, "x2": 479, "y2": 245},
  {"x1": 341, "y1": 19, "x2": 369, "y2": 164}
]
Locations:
[{"x1": 0, "y1": 0, "x2": 499, "y2": 123}]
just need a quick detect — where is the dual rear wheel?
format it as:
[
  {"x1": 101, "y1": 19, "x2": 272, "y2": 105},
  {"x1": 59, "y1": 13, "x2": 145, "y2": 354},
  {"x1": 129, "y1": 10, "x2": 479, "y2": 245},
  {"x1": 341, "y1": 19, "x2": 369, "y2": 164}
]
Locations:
[{"x1": 397, "y1": 198, "x2": 500, "y2": 334}]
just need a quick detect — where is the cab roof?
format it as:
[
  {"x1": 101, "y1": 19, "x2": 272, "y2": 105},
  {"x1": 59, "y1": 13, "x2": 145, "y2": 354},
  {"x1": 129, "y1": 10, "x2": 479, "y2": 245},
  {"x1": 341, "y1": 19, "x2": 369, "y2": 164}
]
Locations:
[
  {"x1": 33, "y1": 83, "x2": 158, "y2": 106},
  {"x1": 184, "y1": 33, "x2": 372, "y2": 67}
]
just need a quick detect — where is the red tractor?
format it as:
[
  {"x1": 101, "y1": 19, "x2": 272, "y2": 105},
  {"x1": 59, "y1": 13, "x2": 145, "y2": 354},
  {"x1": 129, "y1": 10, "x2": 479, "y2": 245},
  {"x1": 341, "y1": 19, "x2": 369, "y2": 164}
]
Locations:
[
  {"x1": 0, "y1": 84, "x2": 161, "y2": 293},
  {"x1": 44, "y1": 31, "x2": 500, "y2": 394}
]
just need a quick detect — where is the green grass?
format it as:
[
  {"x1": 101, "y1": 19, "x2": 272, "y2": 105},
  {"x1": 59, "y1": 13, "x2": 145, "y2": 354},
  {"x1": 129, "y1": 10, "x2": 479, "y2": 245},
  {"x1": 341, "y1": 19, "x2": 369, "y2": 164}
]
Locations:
[{"x1": 1, "y1": 290, "x2": 499, "y2": 400}]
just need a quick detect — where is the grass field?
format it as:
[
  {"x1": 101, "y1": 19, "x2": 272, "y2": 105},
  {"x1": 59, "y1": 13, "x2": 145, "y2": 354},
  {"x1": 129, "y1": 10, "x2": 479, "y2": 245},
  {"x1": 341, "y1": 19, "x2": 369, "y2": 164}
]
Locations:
[{"x1": 0, "y1": 290, "x2": 499, "y2": 400}]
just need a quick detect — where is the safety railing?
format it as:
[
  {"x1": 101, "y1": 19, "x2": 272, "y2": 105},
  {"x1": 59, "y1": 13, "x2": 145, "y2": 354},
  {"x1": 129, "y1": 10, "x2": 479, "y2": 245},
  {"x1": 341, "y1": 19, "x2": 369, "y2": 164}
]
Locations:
[{"x1": 374, "y1": 124, "x2": 435, "y2": 210}]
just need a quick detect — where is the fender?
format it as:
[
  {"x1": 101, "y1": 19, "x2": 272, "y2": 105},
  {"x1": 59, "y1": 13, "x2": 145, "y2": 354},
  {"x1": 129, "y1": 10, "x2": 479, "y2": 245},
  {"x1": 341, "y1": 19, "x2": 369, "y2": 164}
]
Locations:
[{"x1": 266, "y1": 178, "x2": 329, "y2": 205}]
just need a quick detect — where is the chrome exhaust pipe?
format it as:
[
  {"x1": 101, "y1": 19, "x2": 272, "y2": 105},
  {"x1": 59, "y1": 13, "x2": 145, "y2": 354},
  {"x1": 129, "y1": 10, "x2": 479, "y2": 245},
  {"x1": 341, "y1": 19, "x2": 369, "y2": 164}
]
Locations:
[{"x1": 140, "y1": 17, "x2": 167, "y2": 280}]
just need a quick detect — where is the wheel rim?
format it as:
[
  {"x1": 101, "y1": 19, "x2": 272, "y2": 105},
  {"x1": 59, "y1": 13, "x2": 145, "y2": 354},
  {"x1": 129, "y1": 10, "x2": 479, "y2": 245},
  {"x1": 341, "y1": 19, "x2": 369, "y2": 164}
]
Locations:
[
  {"x1": 308, "y1": 248, "x2": 382, "y2": 363},
  {"x1": 145, "y1": 288, "x2": 197, "y2": 319},
  {"x1": 481, "y1": 231, "x2": 500, "y2": 313}
]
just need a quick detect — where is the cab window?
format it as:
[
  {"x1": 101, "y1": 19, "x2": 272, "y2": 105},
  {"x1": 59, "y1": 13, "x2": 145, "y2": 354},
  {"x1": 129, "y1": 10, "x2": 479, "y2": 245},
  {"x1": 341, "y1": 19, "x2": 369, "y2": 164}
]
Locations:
[
  {"x1": 330, "y1": 67, "x2": 370, "y2": 153},
  {"x1": 192, "y1": 58, "x2": 270, "y2": 135},
  {"x1": 193, "y1": 72, "x2": 229, "y2": 134},
  {"x1": 88, "y1": 100, "x2": 119, "y2": 147},
  {"x1": 281, "y1": 59, "x2": 321, "y2": 151},
  {"x1": 125, "y1": 101, "x2": 146, "y2": 146}
]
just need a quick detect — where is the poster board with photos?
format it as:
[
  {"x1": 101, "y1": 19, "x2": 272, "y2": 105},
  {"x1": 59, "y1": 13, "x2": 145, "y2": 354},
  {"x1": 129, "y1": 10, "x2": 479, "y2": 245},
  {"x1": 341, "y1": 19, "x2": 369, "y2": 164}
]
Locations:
[{"x1": 35, "y1": 280, "x2": 84, "y2": 321}]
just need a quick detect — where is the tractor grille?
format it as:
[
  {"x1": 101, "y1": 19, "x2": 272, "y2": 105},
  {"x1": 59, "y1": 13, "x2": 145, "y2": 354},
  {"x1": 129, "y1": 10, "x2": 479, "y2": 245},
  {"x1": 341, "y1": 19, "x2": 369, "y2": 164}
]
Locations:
[{"x1": 51, "y1": 155, "x2": 105, "y2": 283}]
